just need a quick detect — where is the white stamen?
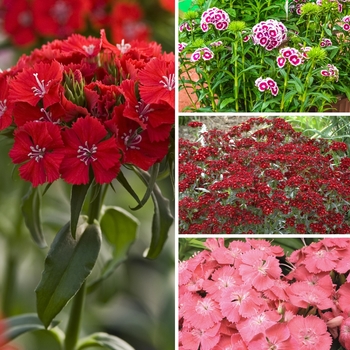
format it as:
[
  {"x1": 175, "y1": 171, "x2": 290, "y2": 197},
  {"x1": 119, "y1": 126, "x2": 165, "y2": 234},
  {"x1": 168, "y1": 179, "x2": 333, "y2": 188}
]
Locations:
[
  {"x1": 160, "y1": 74, "x2": 175, "y2": 91},
  {"x1": 77, "y1": 141, "x2": 97, "y2": 165},
  {"x1": 116, "y1": 39, "x2": 131, "y2": 54},
  {"x1": 121, "y1": 129, "x2": 142, "y2": 150},
  {"x1": 32, "y1": 73, "x2": 50, "y2": 98},
  {"x1": 0, "y1": 100, "x2": 7, "y2": 117},
  {"x1": 28, "y1": 145, "x2": 46, "y2": 162},
  {"x1": 82, "y1": 44, "x2": 95, "y2": 56},
  {"x1": 135, "y1": 100, "x2": 154, "y2": 123}
]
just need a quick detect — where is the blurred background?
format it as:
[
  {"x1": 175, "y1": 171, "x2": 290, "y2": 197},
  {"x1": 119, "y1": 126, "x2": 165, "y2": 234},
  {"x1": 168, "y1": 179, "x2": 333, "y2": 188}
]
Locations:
[{"x1": 0, "y1": 1, "x2": 175, "y2": 349}]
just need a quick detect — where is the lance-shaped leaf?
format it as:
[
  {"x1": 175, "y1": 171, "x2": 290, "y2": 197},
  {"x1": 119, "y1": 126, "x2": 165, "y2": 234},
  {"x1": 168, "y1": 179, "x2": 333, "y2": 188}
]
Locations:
[
  {"x1": 35, "y1": 221, "x2": 101, "y2": 328},
  {"x1": 88, "y1": 207, "x2": 139, "y2": 291},
  {"x1": 133, "y1": 167, "x2": 173, "y2": 259},
  {"x1": 77, "y1": 332, "x2": 135, "y2": 350},
  {"x1": 70, "y1": 183, "x2": 91, "y2": 238},
  {"x1": 0, "y1": 313, "x2": 59, "y2": 347},
  {"x1": 21, "y1": 186, "x2": 47, "y2": 248},
  {"x1": 130, "y1": 163, "x2": 159, "y2": 211}
]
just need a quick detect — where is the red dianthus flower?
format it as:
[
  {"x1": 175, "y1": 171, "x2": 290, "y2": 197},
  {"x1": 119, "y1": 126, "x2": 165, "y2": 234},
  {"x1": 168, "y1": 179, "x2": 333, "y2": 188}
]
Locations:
[
  {"x1": 60, "y1": 116, "x2": 121, "y2": 185},
  {"x1": 9, "y1": 121, "x2": 64, "y2": 187}
]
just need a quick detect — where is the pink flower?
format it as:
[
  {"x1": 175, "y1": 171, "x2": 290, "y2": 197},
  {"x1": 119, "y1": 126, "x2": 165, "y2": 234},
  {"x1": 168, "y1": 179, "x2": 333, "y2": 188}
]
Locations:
[
  {"x1": 277, "y1": 56, "x2": 286, "y2": 68},
  {"x1": 340, "y1": 317, "x2": 350, "y2": 349},
  {"x1": 238, "y1": 249, "x2": 281, "y2": 291},
  {"x1": 181, "y1": 323, "x2": 221, "y2": 350},
  {"x1": 249, "y1": 323, "x2": 298, "y2": 349},
  {"x1": 288, "y1": 315, "x2": 332, "y2": 349},
  {"x1": 220, "y1": 285, "x2": 266, "y2": 323},
  {"x1": 236, "y1": 310, "x2": 281, "y2": 344},
  {"x1": 286, "y1": 282, "x2": 334, "y2": 309}
]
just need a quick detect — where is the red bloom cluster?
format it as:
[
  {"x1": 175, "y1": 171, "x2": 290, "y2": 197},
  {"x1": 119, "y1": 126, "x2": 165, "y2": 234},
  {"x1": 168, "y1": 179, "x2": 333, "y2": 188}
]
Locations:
[
  {"x1": 179, "y1": 118, "x2": 350, "y2": 234},
  {"x1": 0, "y1": 0, "x2": 174, "y2": 47},
  {"x1": 1, "y1": 30, "x2": 174, "y2": 186},
  {"x1": 179, "y1": 238, "x2": 350, "y2": 350}
]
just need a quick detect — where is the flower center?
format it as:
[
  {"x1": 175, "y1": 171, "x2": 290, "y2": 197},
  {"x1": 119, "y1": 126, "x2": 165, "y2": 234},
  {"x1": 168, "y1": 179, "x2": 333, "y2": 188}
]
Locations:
[
  {"x1": 28, "y1": 145, "x2": 46, "y2": 162},
  {"x1": 77, "y1": 141, "x2": 97, "y2": 165},
  {"x1": 18, "y1": 11, "x2": 32, "y2": 27},
  {"x1": 122, "y1": 129, "x2": 142, "y2": 150},
  {"x1": 135, "y1": 100, "x2": 154, "y2": 123},
  {"x1": 300, "y1": 328, "x2": 317, "y2": 345},
  {"x1": 50, "y1": 0, "x2": 72, "y2": 25},
  {"x1": 32, "y1": 73, "x2": 50, "y2": 98},
  {"x1": 160, "y1": 74, "x2": 175, "y2": 91},
  {"x1": 82, "y1": 44, "x2": 95, "y2": 56},
  {"x1": 116, "y1": 39, "x2": 131, "y2": 54},
  {"x1": 0, "y1": 100, "x2": 7, "y2": 117}
]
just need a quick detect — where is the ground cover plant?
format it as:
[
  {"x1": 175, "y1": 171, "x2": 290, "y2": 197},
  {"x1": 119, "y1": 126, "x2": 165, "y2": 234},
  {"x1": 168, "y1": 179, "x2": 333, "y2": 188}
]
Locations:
[
  {"x1": 179, "y1": 237, "x2": 350, "y2": 350},
  {"x1": 0, "y1": 28, "x2": 174, "y2": 349},
  {"x1": 179, "y1": 117, "x2": 350, "y2": 234},
  {"x1": 179, "y1": 0, "x2": 350, "y2": 112}
]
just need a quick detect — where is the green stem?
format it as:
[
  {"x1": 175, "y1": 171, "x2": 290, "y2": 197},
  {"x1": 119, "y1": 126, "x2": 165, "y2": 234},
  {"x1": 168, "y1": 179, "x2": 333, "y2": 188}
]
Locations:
[
  {"x1": 87, "y1": 184, "x2": 103, "y2": 224},
  {"x1": 234, "y1": 39, "x2": 239, "y2": 112},
  {"x1": 64, "y1": 282, "x2": 86, "y2": 350},
  {"x1": 300, "y1": 60, "x2": 316, "y2": 111},
  {"x1": 280, "y1": 64, "x2": 291, "y2": 112},
  {"x1": 64, "y1": 184, "x2": 104, "y2": 350}
]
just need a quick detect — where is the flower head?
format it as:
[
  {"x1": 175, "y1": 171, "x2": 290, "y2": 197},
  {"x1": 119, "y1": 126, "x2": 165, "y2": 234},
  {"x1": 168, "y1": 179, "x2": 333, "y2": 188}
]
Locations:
[
  {"x1": 60, "y1": 115, "x2": 121, "y2": 185},
  {"x1": 9, "y1": 121, "x2": 64, "y2": 187}
]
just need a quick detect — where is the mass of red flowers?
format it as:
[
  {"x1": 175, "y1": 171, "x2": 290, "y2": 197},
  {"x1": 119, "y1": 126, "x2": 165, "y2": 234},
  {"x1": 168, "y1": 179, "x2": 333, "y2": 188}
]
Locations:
[
  {"x1": 1, "y1": 30, "x2": 174, "y2": 186},
  {"x1": 179, "y1": 238, "x2": 350, "y2": 350},
  {"x1": 179, "y1": 117, "x2": 350, "y2": 234},
  {"x1": 0, "y1": 0, "x2": 174, "y2": 46}
]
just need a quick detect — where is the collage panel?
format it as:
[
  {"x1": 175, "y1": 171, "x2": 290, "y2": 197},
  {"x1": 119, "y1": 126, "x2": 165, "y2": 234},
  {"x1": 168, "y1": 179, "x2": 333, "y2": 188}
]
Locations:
[
  {"x1": 178, "y1": 0, "x2": 350, "y2": 113},
  {"x1": 178, "y1": 115, "x2": 350, "y2": 234},
  {"x1": 178, "y1": 237, "x2": 350, "y2": 349}
]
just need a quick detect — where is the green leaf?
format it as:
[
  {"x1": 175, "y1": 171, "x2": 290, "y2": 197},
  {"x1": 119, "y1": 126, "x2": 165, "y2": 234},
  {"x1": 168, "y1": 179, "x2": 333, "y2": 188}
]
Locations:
[
  {"x1": 70, "y1": 183, "x2": 91, "y2": 239},
  {"x1": 35, "y1": 221, "x2": 101, "y2": 328},
  {"x1": 220, "y1": 97, "x2": 235, "y2": 109},
  {"x1": 0, "y1": 313, "x2": 59, "y2": 347},
  {"x1": 132, "y1": 167, "x2": 173, "y2": 259},
  {"x1": 21, "y1": 186, "x2": 47, "y2": 248},
  {"x1": 88, "y1": 207, "x2": 139, "y2": 290},
  {"x1": 131, "y1": 163, "x2": 160, "y2": 210},
  {"x1": 77, "y1": 332, "x2": 135, "y2": 350},
  {"x1": 116, "y1": 170, "x2": 141, "y2": 206}
]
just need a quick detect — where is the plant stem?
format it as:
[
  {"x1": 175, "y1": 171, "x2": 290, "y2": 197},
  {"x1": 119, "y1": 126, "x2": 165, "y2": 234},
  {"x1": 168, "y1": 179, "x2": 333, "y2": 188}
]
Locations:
[
  {"x1": 64, "y1": 282, "x2": 86, "y2": 350},
  {"x1": 233, "y1": 39, "x2": 239, "y2": 112},
  {"x1": 64, "y1": 184, "x2": 103, "y2": 350}
]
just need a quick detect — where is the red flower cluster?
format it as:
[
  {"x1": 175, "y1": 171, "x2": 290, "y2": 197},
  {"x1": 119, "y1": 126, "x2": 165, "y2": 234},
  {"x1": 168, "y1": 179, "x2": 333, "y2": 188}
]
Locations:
[
  {"x1": 0, "y1": 0, "x2": 174, "y2": 47},
  {"x1": 179, "y1": 238, "x2": 350, "y2": 349},
  {"x1": 1, "y1": 30, "x2": 174, "y2": 186},
  {"x1": 179, "y1": 118, "x2": 350, "y2": 234}
]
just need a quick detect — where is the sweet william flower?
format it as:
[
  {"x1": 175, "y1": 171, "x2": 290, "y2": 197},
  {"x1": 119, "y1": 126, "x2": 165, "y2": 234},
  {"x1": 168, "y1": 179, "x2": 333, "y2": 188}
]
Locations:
[
  {"x1": 138, "y1": 55, "x2": 175, "y2": 109},
  {"x1": 60, "y1": 115, "x2": 121, "y2": 185},
  {"x1": 9, "y1": 121, "x2": 64, "y2": 187},
  {"x1": 288, "y1": 315, "x2": 332, "y2": 349},
  {"x1": 9, "y1": 60, "x2": 63, "y2": 108},
  {"x1": 0, "y1": 75, "x2": 14, "y2": 131}
]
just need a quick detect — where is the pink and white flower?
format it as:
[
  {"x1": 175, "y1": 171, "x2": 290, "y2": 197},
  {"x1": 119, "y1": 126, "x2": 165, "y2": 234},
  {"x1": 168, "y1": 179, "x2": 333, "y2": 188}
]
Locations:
[
  {"x1": 200, "y1": 7, "x2": 230, "y2": 32},
  {"x1": 252, "y1": 19, "x2": 287, "y2": 50}
]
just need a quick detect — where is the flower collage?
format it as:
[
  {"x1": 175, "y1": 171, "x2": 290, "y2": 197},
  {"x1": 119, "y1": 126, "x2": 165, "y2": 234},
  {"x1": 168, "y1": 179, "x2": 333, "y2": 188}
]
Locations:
[
  {"x1": 0, "y1": 0, "x2": 350, "y2": 350},
  {"x1": 178, "y1": 0, "x2": 350, "y2": 349}
]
